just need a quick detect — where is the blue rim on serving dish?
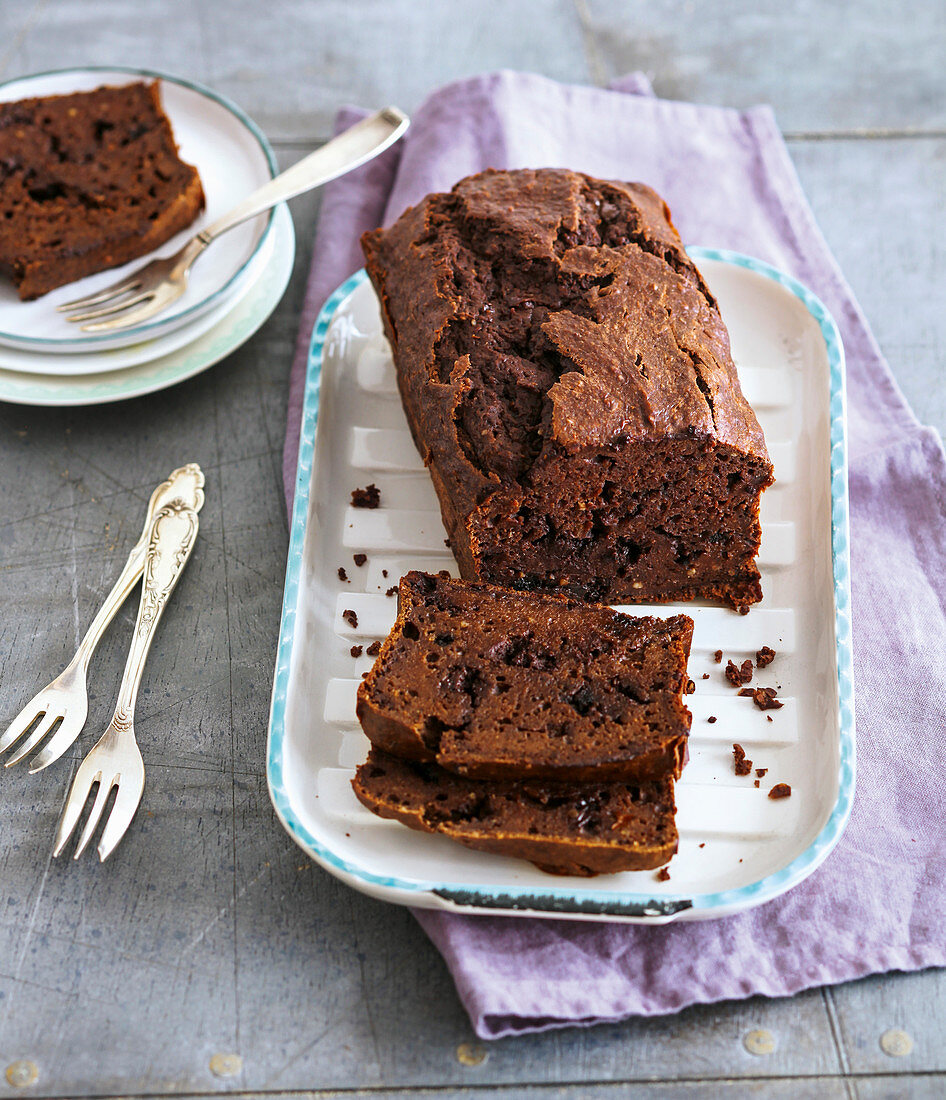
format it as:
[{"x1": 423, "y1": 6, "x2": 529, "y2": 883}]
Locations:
[
  {"x1": 267, "y1": 250, "x2": 855, "y2": 921},
  {"x1": 0, "y1": 65, "x2": 278, "y2": 349}
]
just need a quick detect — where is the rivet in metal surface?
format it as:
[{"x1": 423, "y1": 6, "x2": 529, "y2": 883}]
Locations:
[
  {"x1": 880, "y1": 1028, "x2": 914, "y2": 1057},
  {"x1": 743, "y1": 1029, "x2": 776, "y2": 1055},
  {"x1": 456, "y1": 1042, "x2": 488, "y2": 1067},
  {"x1": 209, "y1": 1052, "x2": 243, "y2": 1078},
  {"x1": 5, "y1": 1061, "x2": 38, "y2": 1088}
]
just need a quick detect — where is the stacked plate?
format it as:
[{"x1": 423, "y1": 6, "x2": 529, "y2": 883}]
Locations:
[{"x1": 0, "y1": 67, "x2": 295, "y2": 406}]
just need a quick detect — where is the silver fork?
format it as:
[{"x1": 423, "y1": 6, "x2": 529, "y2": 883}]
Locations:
[
  {"x1": 53, "y1": 489, "x2": 201, "y2": 861},
  {"x1": 58, "y1": 105, "x2": 410, "y2": 332},
  {"x1": 0, "y1": 464, "x2": 205, "y2": 772}
]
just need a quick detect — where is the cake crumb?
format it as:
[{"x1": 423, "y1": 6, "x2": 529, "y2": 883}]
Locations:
[
  {"x1": 726, "y1": 659, "x2": 753, "y2": 686},
  {"x1": 382, "y1": 569, "x2": 389, "y2": 578},
  {"x1": 756, "y1": 645, "x2": 776, "y2": 668},
  {"x1": 754, "y1": 779, "x2": 760, "y2": 788},
  {"x1": 733, "y1": 743, "x2": 752, "y2": 776},
  {"x1": 342, "y1": 609, "x2": 358, "y2": 628},
  {"x1": 738, "y1": 686, "x2": 783, "y2": 710},
  {"x1": 385, "y1": 586, "x2": 397, "y2": 597},
  {"x1": 707, "y1": 716, "x2": 717, "y2": 724},
  {"x1": 769, "y1": 783, "x2": 792, "y2": 800},
  {"x1": 350, "y1": 645, "x2": 363, "y2": 658},
  {"x1": 656, "y1": 867, "x2": 670, "y2": 882},
  {"x1": 701, "y1": 673, "x2": 709, "y2": 680},
  {"x1": 767, "y1": 715, "x2": 773, "y2": 722},
  {"x1": 698, "y1": 842, "x2": 705, "y2": 849},
  {"x1": 351, "y1": 483, "x2": 381, "y2": 508},
  {"x1": 366, "y1": 640, "x2": 382, "y2": 657},
  {"x1": 444, "y1": 537, "x2": 451, "y2": 548},
  {"x1": 337, "y1": 566, "x2": 349, "y2": 582},
  {"x1": 713, "y1": 649, "x2": 723, "y2": 663},
  {"x1": 756, "y1": 768, "x2": 768, "y2": 778},
  {"x1": 353, "y1": 553, "x2": 367, "y2": 567}
]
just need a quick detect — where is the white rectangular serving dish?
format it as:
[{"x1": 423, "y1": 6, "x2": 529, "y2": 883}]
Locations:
[{"x1": 268, "y1": 249, "x2": 855, "y2": 923}]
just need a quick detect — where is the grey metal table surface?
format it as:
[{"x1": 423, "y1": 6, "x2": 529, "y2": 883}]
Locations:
[{"x1": 1, "y1": 3, "x2": 944, "y2": 1098}]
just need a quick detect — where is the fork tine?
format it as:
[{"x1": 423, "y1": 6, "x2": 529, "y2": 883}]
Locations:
[
  {"x1": 53, "y1": 756, "x2": 102, "y2": 858},
  {"x1": 63, "y1": 288, "x2": 154, "y2": 323},
  {"x1": 79, "y1": 286, "x2": 183, "y2": 333},
  {"x1": 97, "y1": 775, "x2": 145, "y2": 862},
  {"x1": 57, "y1": 275, "x2": 143, "y2": 312},
  {"x1": 0, "y1": 703, "x2": 44, "y2": 755},
  {"x1": 4, "y1": 712, "x2": 61, "y2": 768},
  {"x1": 28, "y1": 712, "x2": 86, "y2": 774},
  {"x1": 73, "y1": 776, "x2": 116, "y2": 859}
]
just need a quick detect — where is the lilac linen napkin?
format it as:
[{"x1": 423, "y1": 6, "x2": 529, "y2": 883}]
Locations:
[{"x1": 282, "y1": 72, "x2": 946, "y2": 1039}]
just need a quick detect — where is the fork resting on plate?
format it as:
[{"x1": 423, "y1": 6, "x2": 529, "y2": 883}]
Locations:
[{"x1": 58, "y1": 106, "x2": 409, "y2": 332}]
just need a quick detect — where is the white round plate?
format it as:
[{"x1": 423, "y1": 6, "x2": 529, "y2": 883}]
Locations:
[
  {"x1": 0, "y1": 202, "x2": 294, "y2": 405},
  {"x1": 0, "y1": 66, "x2": 277, "y2": 353},
  {"x1": 0, "y1": 218, "x2": 275, "y2": 376}
]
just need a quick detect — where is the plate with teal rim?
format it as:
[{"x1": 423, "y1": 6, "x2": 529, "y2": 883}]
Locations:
[
  {"x1": 268, "y1": 250, "x2": 854, "y2": 923},
  {"x1": 0, "y1": 66, "x2": 278, "y2": 353},
  {"x1": 0, "y1": 201, "x2": 293, "y2": 406}
]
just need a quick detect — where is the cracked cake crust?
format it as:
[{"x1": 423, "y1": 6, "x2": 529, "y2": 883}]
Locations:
[{"x1": 362, "y1": 168, "x2": 774, "y2": 608}]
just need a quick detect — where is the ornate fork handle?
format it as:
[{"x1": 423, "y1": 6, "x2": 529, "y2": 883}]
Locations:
[
  {"x1": 109, "y1": 499, "x2": 200, "y2": 734},
  {"x1": 69, "y1": 464, "x2": 205, "y2": 680}
]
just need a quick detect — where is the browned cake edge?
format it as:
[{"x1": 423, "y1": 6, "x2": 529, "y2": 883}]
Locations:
[
  {"x1": 352, "y1": 749, "x2": 678, "y2": 876},
  {"x1": 356, "y1": 572, "x2": 694, "y2": 783}
]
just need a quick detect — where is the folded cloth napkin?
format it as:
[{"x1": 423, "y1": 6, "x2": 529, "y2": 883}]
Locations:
[{"x1": 282, "y1": 71, "x2": 946, "y2": 1039}]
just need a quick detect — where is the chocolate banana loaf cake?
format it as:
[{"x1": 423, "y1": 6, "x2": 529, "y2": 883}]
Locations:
[
  {"x1": 356, "y1": 571, "x2": 694, "y2": 782},
  {"x1": 0, "y1": 82, "x2": 204, "y2": 299},
  {"x1": 362, "y1": 168, "x2": 773, "y2": 609},
  {"x1": 353, "y1": 749, "x2": 678, "y2": 875}
]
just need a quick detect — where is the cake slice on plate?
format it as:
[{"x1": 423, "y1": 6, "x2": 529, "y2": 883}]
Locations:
[
  {"x1": 0, "y1": 81, "x2": 204, "y2": 299},
  {"x1": 356, "y1": 571, "x2": 694, "y2": 784},
  {"x1": 353, "y1": 748, "x2": 678, "y2": 876}
]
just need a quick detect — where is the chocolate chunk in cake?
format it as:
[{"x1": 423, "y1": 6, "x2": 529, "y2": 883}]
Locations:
[
  {"x1": 0, "y1": 82, "x2": 204, "y2": 299},
  {"x1": 353, "y1": 749, "x2": 678, "y2": 875},
  {"x1": 362, "y1": 168, "x2": 773, "y2": 609},
  {"x1": 357, "y1": 571, "x2": 693, "y2": 783}
]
